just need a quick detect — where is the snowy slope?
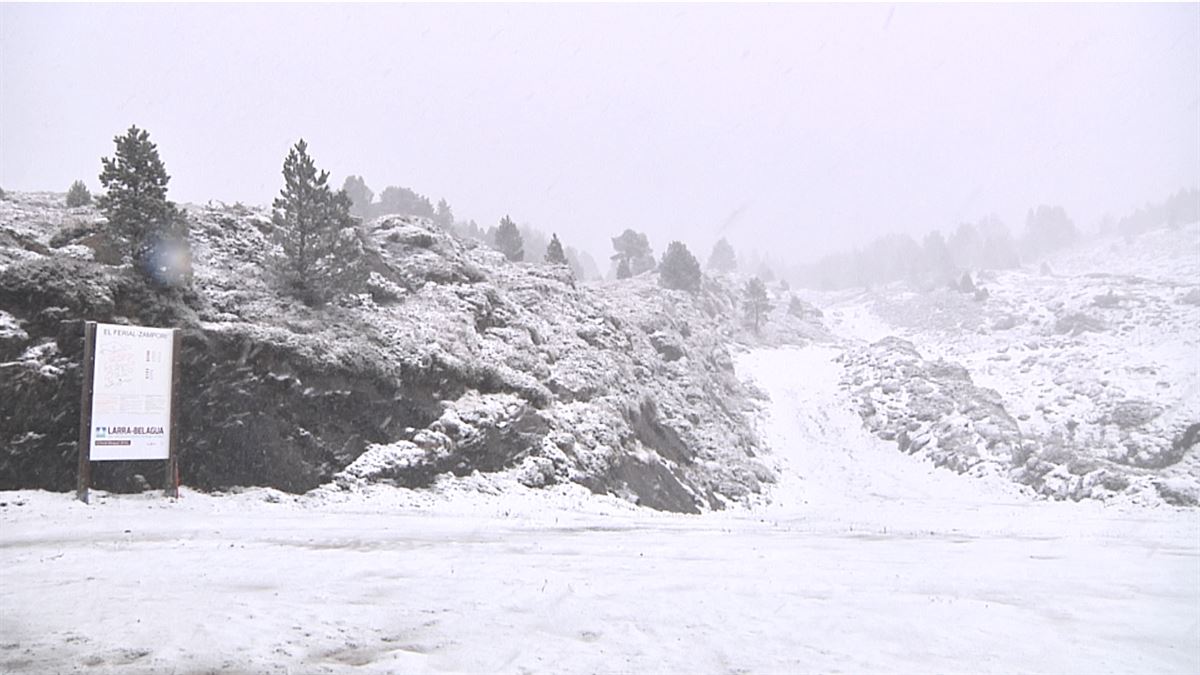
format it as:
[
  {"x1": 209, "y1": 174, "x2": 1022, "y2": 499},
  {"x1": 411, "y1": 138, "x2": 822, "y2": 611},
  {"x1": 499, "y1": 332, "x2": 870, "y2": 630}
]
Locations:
[
  {"x1": 0, "y1": 192, "x2": 825, "y2": 511},
  {"x1": 736, "y1": 345, "x2": 1029, "y2": 510},
  {"x1": 2, "y1": 345, "x2": 1197, "y2": 674},
  {"x1": 2, "y1": 193, "x2": 1197, "y2": 673},
  {"x1": 807, "y1": 223, "x2": 1200, "y2": 504}
]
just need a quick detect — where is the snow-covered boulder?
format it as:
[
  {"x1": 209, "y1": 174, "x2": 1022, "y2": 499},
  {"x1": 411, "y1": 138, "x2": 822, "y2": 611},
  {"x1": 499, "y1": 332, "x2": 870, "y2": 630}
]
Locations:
[{"x1": 843, "y1": 337, "x2": 1022, "y2": 478}]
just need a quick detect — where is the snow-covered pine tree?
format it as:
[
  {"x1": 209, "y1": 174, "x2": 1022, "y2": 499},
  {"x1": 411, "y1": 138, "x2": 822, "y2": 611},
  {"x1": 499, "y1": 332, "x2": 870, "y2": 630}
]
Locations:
[
  {"x1": 659, "y1": 241, "x2": 702, "y2": 292},
  {"x1": 97, "y1": 125, "x2": 191, "y2": 285},
  {"x1": 375, "y1": 186, "x2": 434, "y2": 219},
  {"x1": 545, "y1": 233, "x2": 568, "y2": 265},
  {"x1": 97, "y1": 125, "x2": 178, "y2": 259},
  {"x1": 495, "y1": 215, "x2": 524, "y2": 261},
  {"x1": 272, "y1": 139, "x2": 365, "y2": 305},
  {"x1": 435, "y1": 198, "x2": 455, "y2": 230},
  {"x1": 1023, "y1": 205, "x2": 1078, "y2": 257},
  {"x1": 744, "y1": 276, "x2": 772, "y2": 333},
  {"x1": 707, "y1": 237, "x2": 737, "y2": 273},
  {"x1": 65, "y1": 180, "x2": 92, "y2": 207},
  {"x1": 611, "y1": 228, "x2": 655, "y2": 276},
  {"x1": 341, "y1": 175, "x2": 373, "y2": 222},
  {"x1": 616, "y1": 257, "x2": 632, "y2": 279}
]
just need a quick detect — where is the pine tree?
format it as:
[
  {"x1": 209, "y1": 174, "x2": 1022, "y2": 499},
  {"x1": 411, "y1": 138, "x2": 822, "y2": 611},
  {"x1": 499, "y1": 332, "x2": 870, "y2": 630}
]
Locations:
[
  {"x1": 273, "y1": 139, "x2": 365, "y2": 305},
  {"x1": 97, "y1": 125, "x2": 178, "y2": 260},
  {"x1": 958, "y1": 271, "x2": 976, "y2": 294},
  {"x1": 1023, "y1": 205, "x2": 1078, "y2": 257},
  {"x1": 921, "y1": 230, "x2": 955, "y2": 286},
  {"x1": 565, "y1": 246, "x2": 598, "y2": 280},
  {"x1": 707, "y1": 237, "x2": 737, "y2": 273},
  {"x1": 434, "y1": 198, "x2": 455, "y2": 229},
  {"x1": 96, "y1": 125, "x2": 191, "y2": 285},
  {"x1": 341, "y1": 175, "x2": 373, "y2": 221},
  {"x1": 65, "y1": 180, "x2": 92, "y2": 207},
  {"x1": 545, "y1": 233, "x2": 568, "y2": 265},
  {"x1": 616, "y1": 257, "x2": 632, "y2": 279},
  {"x1": 495, "y1": 215, "x2": 524, "y2": 261},
  {"x1": 375, "y1": 186, "x2": 434, "y2": 219},
  {"x1": 457, "y1": 219, "x2": 485, "y2": 241},
  {"x1": 611, "y1": 228, "x2": 654, "y2": 276},
  {"x1": 658, "y1": 241, "x2": 702, "y2": 292},
  {"x1": 744, "y1": 276, "x2": 772, "y2": 334}
]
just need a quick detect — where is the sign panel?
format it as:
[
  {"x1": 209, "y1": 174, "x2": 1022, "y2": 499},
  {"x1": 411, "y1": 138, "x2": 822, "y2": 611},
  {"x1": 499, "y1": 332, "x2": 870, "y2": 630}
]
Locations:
[{"x1": 89, "y1": 323, "x2": 175, "y2": 461}]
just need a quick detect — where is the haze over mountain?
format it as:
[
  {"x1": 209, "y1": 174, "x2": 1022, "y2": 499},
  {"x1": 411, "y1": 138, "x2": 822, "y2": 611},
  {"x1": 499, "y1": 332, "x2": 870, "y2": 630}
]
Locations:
[{"x1": 2, "y1": 3, "x2": 1197, "y2": 266}]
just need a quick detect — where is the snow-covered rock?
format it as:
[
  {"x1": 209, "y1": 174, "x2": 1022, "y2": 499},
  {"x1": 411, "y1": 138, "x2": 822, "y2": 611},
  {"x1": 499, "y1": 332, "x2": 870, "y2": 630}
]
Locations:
[
  {"x1": 814, "y1": 221, "x2": 1200, "y2": 505},
  {"x1": 842, "y1": 337, "x2": 1022, "y2": 479},
  {"x1": 0, "y1": 192, "x2": 823, "y2": 511}
]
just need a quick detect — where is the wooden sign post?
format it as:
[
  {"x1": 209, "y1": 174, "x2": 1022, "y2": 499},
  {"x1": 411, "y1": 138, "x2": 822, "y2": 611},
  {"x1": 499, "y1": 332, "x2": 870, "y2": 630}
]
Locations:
[
  {"x1": 77, "y1": 321, "x2": 181, "y2": 503},
  {"x1": 76, "y1": 322, "x2": 96, "y2": 503}
]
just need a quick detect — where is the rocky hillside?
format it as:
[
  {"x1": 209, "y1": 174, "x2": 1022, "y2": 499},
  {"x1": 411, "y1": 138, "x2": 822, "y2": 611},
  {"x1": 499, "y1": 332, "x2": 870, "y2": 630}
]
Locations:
[
  {"x1": 817, "y1": 222, "x2": 1200, "y2": 505},
  {"x1": 0, "y1": 192, "x2": 822, "y2": 512}
]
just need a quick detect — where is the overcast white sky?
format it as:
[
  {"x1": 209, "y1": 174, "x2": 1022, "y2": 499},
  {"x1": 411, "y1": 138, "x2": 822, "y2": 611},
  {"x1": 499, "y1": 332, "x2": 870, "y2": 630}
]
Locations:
[{"x1": 2, "y1": 3, "x2": 1197, "y2": 266}]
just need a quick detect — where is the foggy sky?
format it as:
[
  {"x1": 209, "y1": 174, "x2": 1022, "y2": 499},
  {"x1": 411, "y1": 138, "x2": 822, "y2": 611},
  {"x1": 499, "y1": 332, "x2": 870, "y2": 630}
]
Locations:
[{"x1": 2, "y1": 3, "x2": 1197, "y2": 267}]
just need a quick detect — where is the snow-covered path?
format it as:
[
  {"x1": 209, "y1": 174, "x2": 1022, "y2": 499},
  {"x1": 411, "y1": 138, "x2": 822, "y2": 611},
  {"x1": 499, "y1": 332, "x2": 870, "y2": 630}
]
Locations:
[
  {"x1": 737, "y1": 345, "x2": 1029, "y2": 511},
  {"x1": 1, "y1": 346, "x2": 1198, "y2": 674}
]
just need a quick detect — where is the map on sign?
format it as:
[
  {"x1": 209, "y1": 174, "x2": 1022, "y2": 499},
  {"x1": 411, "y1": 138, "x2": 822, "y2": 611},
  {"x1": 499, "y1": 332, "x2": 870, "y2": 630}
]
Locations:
[{"x1": 89, "y1": 324, "x2": 175, "y2": 461}]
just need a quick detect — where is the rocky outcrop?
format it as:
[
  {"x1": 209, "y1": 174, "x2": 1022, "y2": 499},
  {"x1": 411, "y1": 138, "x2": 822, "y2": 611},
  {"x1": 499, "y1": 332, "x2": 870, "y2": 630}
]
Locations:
[
  {"x1": 842, "y1": 336, "x2": 1199, "y2": 505},
  {"x1": 0, "y1": 194, "x2": 815, "y2": 511},
  {"x1": 1054, "y1": 312, "x2": 1107, "y2": 335},
  {"x1": 842, "y1": 337, "x2": 1023, "y2": 478}
]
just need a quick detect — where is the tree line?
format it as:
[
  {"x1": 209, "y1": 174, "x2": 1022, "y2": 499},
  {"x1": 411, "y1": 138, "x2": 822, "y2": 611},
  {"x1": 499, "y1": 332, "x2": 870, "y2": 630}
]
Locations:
[
  {"x1": 68, "y1": 126, "x2": 776, "y2": 326},
  {"x1": 788, "y1": 190, "x2": 1200, "y2": 292},
  {"x1": 61, "y1": 124, "x2": 822, "y2": 335},
  {"x1": 33, "y1": 124, "x2": 1200, "y2": 304},
  {"x1": 791, "y1": 211, "x2": 1061, "y2": 291},
  {"x1": 72, "y1": 126, "x2": 607, "y2": 305}
]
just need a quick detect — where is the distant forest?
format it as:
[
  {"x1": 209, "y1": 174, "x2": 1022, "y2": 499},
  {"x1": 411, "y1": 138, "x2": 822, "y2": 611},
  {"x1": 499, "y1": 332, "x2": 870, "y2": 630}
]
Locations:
[{"x1": 788, "y1": 188, "x2": 1200, "y2": 291}]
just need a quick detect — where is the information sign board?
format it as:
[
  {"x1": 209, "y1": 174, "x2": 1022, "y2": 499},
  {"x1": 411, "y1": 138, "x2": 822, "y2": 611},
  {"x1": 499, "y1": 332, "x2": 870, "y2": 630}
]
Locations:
[{"x1": 89, "y1": 323, "x2": 176, "y2": 460}]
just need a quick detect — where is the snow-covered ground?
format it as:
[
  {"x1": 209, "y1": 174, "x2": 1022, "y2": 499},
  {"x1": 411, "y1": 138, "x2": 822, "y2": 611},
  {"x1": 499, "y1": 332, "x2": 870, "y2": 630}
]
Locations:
[
  {"x1": 808, "y1": 223, "x2": 1200, "y2": 504},
  {"x1": 3, "y1": 346, "x2": 1197, "y2": 674}
]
